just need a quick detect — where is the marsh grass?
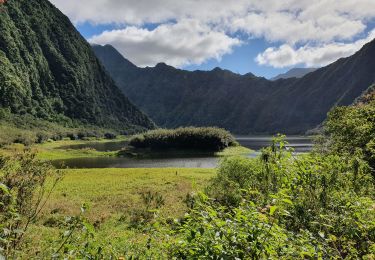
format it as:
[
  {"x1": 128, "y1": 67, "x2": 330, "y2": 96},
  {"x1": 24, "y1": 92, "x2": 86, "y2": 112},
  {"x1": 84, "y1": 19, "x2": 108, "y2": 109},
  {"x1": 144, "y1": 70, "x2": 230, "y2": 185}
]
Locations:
[{"x1": 18, "y1": 168, "x2": 214, "y2": 257}]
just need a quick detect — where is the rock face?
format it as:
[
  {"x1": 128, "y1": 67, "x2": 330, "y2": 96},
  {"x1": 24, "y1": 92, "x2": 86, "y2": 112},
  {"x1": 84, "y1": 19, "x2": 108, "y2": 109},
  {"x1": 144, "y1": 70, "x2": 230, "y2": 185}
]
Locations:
[
  {"x1": 93, "y1": 41, "x2": 375, "y2": 134},
  {"x1": 0, "y1": 0, "x2": 154, "y2": 131}
]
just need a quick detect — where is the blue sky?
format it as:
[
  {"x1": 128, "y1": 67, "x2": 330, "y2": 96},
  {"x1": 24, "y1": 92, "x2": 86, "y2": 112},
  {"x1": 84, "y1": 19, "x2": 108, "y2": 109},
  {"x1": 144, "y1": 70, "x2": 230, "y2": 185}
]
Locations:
[
  {"x1": 53, "y1": 0, "x2": 375, "y2": 79},
  {"x1": 77, "y1": 23, "x2": 286, "y2": 78}
]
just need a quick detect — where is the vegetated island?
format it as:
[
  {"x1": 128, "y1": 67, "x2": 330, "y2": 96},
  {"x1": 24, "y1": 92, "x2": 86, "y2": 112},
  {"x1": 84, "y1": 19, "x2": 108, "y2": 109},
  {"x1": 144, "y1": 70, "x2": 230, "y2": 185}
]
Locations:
[{"x1": 119, "y1": 127, "x2": 251, "y2": 158}]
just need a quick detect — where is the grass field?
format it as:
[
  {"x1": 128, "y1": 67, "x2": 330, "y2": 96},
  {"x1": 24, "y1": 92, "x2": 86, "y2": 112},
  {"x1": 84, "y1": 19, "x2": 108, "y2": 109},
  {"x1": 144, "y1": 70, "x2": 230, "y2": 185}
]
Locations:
[
  {"x1": 22, "y1": 167, "x2": 215, "y2": 257},
  {"x1": 0, "y1": 137, "x2": 127, "y2": 160},
  {"x1": 35, "y1": 137, "x2": 128, "y2": 160},
  {"x1": 44, "y1": 168, "x2": 215, "y2": 219},
  {"x1": 0, "y1": 137, "x2": 251, "y2": 257}
]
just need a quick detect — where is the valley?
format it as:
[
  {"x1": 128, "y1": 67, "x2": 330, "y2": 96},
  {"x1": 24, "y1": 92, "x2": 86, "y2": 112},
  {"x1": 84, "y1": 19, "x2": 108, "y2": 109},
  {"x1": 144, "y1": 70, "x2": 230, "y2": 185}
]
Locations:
[
  {"x1": 93, "y1": 41, "x2": 375, "y2": 134},
  {"x1": 0, "y1": 0, "x2": 374, "y2": 258}
]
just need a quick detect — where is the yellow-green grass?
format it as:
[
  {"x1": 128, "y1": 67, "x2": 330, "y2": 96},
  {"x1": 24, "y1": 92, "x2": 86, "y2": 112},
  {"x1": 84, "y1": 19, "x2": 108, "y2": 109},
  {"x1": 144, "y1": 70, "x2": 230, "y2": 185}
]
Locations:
[
  {"x1": 44, "y1": 168, "x2": 214, "y2": 219},
  {"x1": 0, "y1": 137, "x2": 128, "y2": 160},
  {"x1": 22, "y1": 168, "x2": 215, "y2": 257},
  {"x1": 34, "y1": 136, "x2": 128, "y2": 160},
  {"x1": 215, "y1": 145, "x2": 253, "y2": 156},
  {"x1": 36, "y1": 147, "x2": 117, "y2": 160}
]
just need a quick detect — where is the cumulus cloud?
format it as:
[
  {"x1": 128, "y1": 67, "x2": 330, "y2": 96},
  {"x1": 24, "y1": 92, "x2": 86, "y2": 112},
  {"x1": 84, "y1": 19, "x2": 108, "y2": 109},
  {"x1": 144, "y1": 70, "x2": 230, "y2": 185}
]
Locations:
[
  {"x1": 50, "y1": 0, "x2": 250, "y2": 25},
  {"x1": 50, "y1": 0, "x2": 375, "y2": 68},
  {"x1": 51, "y1": 0, "x2": 375, "y2": 43},
  {"x1": 256, "y1": 29, "x2": 375, "y2": 67},
  {"x1": 231, "y1": 0, "x2": 375, "y2": 43},
  {"x1": 88, "y1": 20, "x2": 241, "y2": 67}
]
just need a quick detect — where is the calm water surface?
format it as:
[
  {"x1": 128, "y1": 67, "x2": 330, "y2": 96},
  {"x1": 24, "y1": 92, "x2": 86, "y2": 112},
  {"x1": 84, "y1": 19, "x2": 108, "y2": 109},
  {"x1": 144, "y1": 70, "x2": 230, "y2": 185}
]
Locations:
[
  {"x1": 53, "y1": 136, "x2": 312, "y2": 169},
  {"x1": 236, "y1": 135, "x2": 313, "y2": 153}
]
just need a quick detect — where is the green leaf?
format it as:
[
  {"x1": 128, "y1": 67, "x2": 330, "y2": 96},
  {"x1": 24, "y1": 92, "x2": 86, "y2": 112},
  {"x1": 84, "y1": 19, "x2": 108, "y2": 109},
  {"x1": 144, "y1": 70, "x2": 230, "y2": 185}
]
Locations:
[
  {"x1": 0, "y1": 183, "x2": 10, "y2": 194},
  {"x1": 269, "y1": 206, "x2": 278, "y2": 216},
  {"x1": 282, "y1": 198, "x2": 293, "y2": 205}
]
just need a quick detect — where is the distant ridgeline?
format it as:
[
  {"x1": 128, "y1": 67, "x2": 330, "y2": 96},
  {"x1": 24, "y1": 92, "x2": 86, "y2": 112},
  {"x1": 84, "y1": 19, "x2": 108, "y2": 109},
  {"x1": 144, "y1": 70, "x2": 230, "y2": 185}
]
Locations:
[
  {"x1": 93, "y1": 40, "x2": 375, "y2": 134},
  {"x1": 0, "y1": 0, "x2": 154, "y2": 132}
]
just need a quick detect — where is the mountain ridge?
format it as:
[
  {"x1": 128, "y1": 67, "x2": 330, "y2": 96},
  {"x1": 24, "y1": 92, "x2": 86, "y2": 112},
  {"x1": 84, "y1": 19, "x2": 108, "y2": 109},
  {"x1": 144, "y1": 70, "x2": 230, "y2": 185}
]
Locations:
[
  {"x1": 93, "y1": 40, "x2": 375, "y2": 134},
  {"x1": 0, "y1": 0, "x2": 154, "y2": 131}
]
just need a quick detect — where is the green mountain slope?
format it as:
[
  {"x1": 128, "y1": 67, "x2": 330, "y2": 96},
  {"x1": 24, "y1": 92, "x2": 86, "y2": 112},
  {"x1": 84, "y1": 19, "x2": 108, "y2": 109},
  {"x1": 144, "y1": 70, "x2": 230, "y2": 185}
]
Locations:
[
  {"x1": 0, "y1": 0, "x2": 154, "y2": 131},
  {"x1": 93, "y1": 41, "x2": 375, "y2": 134}
]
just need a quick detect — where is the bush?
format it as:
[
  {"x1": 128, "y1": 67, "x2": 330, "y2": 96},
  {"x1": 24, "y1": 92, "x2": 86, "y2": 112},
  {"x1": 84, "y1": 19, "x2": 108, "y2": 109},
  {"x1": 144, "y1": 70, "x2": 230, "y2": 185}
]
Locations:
[
  {"x1": 129, "y1": 127, "x2": 237, "y2": 151},
  {"x1": 169, "y1": 136, "x2": 375, "y2": 259},
  {"x1": 0, "y1": 151, "x2": 63, "y2": 257},
  {"x1": 130, "y1": 191, "x2": 165, "y2": 228},
  {"x1": 323, "y1": 100, "x2": 375, "y2": 176},
  {"x1": 104, "y1": 132, "x2": 117, "y2": 139}
]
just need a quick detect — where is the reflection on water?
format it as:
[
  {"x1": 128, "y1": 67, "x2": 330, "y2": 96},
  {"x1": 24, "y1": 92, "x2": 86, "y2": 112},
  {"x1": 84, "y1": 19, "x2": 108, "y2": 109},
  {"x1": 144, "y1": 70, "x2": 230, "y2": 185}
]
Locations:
[
  {"x1": 236, "y1": 136, "x2": 313, "y2": 153},
  {"x1": 52, "y1": 136, "x2": 313, "y2": 169}
]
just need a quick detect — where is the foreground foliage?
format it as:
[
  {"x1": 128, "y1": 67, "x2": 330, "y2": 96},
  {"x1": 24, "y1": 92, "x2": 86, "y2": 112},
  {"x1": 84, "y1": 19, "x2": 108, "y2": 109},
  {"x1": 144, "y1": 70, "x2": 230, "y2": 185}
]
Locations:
[
  {"x1": 130, "y1": 127, "x2": 238, "y2": 151},
  {"x1": 168, "y1": 96, "x2": 375, "y2": 259},
  {"x1": 324, "y1": 95, "x2": 375, "y2": 177},
  {"x1": 170, "y1": 138, "x2": 375, "y2": 259},
  {"x1": 0, "y1": 152, "x2": 62, "y2": 257}
]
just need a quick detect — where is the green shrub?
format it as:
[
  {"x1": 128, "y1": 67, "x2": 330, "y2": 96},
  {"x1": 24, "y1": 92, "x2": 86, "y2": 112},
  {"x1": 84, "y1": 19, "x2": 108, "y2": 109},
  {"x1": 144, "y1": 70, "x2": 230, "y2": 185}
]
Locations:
[
  {"x1": 0, "y1": 151, "x2": 62, "y2": 257},
  {"x1": 130, "y1": 191, "x2": 165, "y2": 228},
  {"x1": 104, "y1": 132, "x2": 117, "y2": 139},
  {"x1": 129, "y1": 127, "x2": 237, "y2": 151},
  {"x1": 169, "y1": 136, "x2": 375, "y2": 259},
  {"x1": 323, "y1": 99, "x2": 375, "y2": 176}
]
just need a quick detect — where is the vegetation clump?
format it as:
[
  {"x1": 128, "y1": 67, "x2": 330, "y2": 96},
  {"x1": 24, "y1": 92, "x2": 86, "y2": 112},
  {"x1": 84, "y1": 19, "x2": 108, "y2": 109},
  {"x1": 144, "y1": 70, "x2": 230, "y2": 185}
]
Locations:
[
  {"x1": 129, "y1": 127, "x2": 238, "y2": 151},
  {"x1": 323, "y1": 90, "x2": 375, "y2": 176},
  {"x1": 0, "y1": 151, "x2": 62, "y2": 257},
  {"x1": 169, "y1": 136, "x2": 375, "y2": 259}
]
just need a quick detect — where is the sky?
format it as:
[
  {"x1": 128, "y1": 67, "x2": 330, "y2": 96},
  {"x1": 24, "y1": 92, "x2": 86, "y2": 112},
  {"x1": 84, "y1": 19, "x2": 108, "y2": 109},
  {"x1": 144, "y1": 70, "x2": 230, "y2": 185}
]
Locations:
[{"x1": 50, "y1": 0, "x2": 375, "y2": 79}]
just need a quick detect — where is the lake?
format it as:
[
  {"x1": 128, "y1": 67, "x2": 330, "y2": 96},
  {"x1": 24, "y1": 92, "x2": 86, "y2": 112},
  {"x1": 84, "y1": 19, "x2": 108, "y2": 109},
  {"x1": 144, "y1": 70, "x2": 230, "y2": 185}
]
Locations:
[
  {"x1": 236, "y1": 135, "x2": 313, "y2": 153},
  {"x1": 52, "y1": 136, "x2": 313, "y2": 169}
]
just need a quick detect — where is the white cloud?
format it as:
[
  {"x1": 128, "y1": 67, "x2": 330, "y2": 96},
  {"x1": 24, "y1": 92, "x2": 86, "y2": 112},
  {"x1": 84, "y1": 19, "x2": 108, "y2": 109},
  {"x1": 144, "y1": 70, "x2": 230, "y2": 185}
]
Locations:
[
  {"x1": 49, "y1": 0, "x2": 250, "y2": 25},
  {"x1": 256, "y1": 29, "x2": 375, "y2": 67},
  {"x1": 51, "y1": 0, "x2": 375, "y2": 44},
  {"x1": 50, "y1": 0, "x2": 375, "y2": 68},
  {"x1": 230, "y1": 11, "x2": 366, "y2": 44},
  {"x1": 88, "y1": 20, "x2": 241, "y2": 67}
]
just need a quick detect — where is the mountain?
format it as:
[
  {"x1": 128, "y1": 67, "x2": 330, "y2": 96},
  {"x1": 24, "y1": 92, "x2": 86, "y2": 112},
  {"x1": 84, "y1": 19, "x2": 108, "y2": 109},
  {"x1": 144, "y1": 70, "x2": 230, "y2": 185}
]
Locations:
[
  {"x1": 0, "y1": 0, "x2": 154, "y2": 131},
  {"x1": 93, "y1": 40, "x2": 375, "y2": 134},
  {"x1": 271, "y1": 68, "x2": 317, "y2": 80}
]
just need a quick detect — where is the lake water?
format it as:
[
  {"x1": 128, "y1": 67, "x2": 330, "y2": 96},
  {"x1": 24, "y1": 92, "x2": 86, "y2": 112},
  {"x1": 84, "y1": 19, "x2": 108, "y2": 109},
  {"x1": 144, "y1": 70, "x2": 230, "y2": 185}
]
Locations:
[
  {"x1": 236, "y1": 136, "x2": 313, "y2": 153},
  {"x1": 52, "y1": 136, "x2": 312, "y2": 169}
]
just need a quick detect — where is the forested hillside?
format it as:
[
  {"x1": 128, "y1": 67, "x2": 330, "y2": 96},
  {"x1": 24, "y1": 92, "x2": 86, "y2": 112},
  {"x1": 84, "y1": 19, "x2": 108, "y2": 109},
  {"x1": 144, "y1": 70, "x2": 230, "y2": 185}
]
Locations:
[
  {"x1": 93, "y1": 41, "x2": 375, "y2": 134},
  {"x1": 0, "y1": 0, "x2": 154, "y2": 132}
]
